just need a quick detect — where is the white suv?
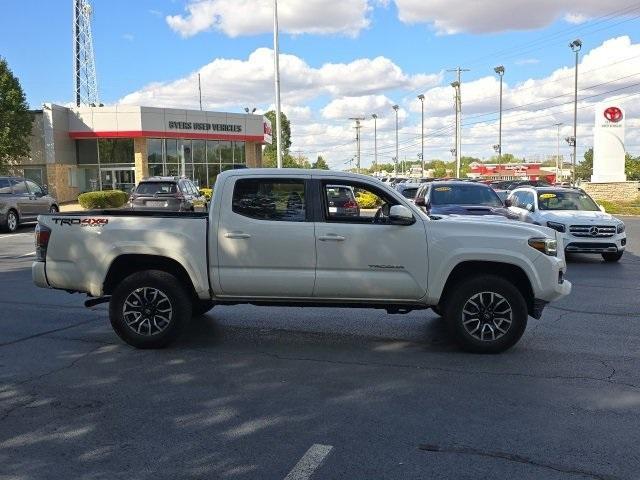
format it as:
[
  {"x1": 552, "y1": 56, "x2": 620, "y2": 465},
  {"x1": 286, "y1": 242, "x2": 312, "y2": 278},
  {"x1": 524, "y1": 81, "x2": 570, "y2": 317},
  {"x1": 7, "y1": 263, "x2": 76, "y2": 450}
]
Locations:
[{"x1": 507, "y1": 187, "x2": 626, "y2": 262}]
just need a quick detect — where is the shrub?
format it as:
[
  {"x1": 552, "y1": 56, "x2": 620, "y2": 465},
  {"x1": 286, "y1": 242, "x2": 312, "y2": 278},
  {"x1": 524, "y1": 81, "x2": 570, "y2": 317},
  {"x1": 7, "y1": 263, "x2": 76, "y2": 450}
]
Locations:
[
  {"x1": 200, "y1": 188, "x2": 213, "y2": 201},
  {"x1": 78, "y1": 190, "x2": 129, "y2": 209},
  {"x1": 356, "y1": 191, "x2": 381, "y2": 209}
]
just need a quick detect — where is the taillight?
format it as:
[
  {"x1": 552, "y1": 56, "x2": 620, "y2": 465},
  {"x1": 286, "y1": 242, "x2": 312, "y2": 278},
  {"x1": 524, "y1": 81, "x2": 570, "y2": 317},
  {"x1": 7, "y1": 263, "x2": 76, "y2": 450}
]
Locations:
[
  {"x1": 343, "y1": 200, "x2": 358, "y2": 209},
  {"x1": 35, "y1": 223, "x2": 51, "y2": 262}
]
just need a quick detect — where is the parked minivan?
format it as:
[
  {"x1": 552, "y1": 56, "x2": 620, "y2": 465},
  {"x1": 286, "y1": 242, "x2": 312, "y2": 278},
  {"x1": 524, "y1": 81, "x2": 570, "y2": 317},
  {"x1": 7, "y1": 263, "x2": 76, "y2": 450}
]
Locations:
[{"x1": 0, "y1": 177, "x2": 59, "y2": 233}]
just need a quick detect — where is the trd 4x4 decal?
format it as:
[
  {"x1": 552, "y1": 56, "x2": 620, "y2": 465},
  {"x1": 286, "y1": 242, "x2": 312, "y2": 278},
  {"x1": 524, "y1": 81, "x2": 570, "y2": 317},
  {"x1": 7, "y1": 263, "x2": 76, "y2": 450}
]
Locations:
[{"x1": 52, "y1": 217, "x2": 108, "y2": 227}]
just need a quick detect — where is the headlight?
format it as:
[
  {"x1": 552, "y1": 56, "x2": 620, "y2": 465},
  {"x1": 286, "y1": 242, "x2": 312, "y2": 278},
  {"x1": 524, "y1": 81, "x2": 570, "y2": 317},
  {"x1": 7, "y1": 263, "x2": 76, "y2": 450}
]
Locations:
[
  {"x1": 617, "y1": 223, "x2": 625, "y2": 234},
  {"x1": 546, "y1": 221, "x2": 566, "y2": 233},
  {"x1": 528, "y1": 237, "x2": 557, "y2": 256}
]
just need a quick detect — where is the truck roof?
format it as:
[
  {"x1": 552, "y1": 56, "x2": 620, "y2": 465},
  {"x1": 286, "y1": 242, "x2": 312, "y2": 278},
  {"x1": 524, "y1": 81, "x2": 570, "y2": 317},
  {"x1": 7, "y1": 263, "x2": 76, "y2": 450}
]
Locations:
[{"x1": 216, "y1": 168, "x2": 376, "y2": 181}]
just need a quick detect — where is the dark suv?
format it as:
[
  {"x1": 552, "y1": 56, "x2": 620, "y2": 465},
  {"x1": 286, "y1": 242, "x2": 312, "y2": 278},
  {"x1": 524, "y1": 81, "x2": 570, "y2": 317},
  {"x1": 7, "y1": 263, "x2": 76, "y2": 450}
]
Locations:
[
  {"x1": 128, "y1": 177, "x2": 207, "y2": 212},
  {"x1": 0, "y1": 176, "x2": 59, "y2": 233}
]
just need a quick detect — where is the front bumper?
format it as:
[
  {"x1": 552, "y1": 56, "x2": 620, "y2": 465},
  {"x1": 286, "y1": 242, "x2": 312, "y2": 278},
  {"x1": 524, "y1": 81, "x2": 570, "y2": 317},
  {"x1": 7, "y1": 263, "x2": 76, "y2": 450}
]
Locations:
[
  {"x1": 560, "y1": 232, "x2": 626, "y2": 254},
  {"x1": 32, "y1": 261, "x2": 49, "y2": 289},
  {"x1": 532, "y1": 254, "x2": 572, "y2": 303}
]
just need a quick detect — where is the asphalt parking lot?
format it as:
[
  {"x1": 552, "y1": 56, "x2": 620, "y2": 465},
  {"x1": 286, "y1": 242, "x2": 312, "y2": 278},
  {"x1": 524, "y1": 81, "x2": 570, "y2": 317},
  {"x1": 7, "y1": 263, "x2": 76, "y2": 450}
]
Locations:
[{"x1": 1, "y1": 220, "x2": 639, "y2": 480}]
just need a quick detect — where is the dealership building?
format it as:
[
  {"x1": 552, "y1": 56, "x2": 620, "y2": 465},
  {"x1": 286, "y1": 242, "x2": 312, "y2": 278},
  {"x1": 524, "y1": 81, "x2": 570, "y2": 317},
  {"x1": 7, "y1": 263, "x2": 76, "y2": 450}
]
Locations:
[{"x1": 12, "y1": 104, "x2": 272, "y2": 203}]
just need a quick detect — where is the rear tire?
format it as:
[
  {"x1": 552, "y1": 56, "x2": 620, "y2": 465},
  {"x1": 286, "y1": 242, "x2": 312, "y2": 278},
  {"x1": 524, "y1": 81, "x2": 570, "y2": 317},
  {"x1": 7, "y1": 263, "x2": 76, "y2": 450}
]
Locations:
[
  {"x1": 109, "y1": 270, "x2": 192, "y2": 349},
  {"x1": 1, "y1": 209, "x2": 19, "y2": 233},
  {"x1": 602, "y1": 251, "x2": 623, "y2": 262},
  {"x1": 192, "y1": 299, "x2": 215, "y2": 317},
  {"x1": 443, "y1": 274, "x2": 528, "y2": 354}
]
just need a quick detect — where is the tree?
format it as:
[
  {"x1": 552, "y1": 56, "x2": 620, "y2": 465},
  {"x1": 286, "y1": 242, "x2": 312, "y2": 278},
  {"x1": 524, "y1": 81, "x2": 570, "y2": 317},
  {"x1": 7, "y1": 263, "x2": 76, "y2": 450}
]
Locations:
[
  {"x1": 625, "y1": 153, "x2": 640, "y2": 181},
  {"x1": 0, "y1": 57, "x2": 33, "y2": 173},
  {"x1": 312, "y1": 155, "x2": 329, "y2": 170},
  {"x1": 263, "y1": 110, "x2": 291, "y2": 160},
  {"x1": 575, "y1": 148, "x2": 593, "y2": 181}
]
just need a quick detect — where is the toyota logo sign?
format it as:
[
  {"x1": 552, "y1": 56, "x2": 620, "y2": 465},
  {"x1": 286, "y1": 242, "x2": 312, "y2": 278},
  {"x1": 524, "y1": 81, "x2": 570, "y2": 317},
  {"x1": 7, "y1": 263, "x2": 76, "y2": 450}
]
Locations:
[{"x1": 603, "y1": 106, "x2": 623, "y2": 123}]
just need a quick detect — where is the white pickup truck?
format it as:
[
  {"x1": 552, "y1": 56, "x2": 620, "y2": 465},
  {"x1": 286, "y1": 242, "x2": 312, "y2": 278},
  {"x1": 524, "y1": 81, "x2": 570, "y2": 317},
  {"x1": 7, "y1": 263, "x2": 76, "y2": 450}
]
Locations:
[{"x1": 33, "y1": 169, "x2": 571, "y2": 353}]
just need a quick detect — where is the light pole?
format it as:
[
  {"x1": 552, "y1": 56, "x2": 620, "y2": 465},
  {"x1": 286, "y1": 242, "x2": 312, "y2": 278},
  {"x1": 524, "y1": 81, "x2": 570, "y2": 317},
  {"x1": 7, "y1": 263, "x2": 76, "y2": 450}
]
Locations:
[
  {"x1": 417, "y1": 94, "x2": 425, "y2": 177},
  {"x1": 371, "y1": 113, "x2": 378, "y2": 172},
  {"x1": 554, "y1": 122, "x2": 563, "y2": 182},
  {"x1": 244, "y1": 107, "x2": 257, "y2": 114},
  {"x1": 494, "y1": 65, "x2": 504, "y2": 164},
  {"x1": 569, "y1": 39, "x2": 582, "y2": 185},
  {"x1": 451, "y1": 81, "x2": 461, "y2": 178},
  {"x1": 392, "y1": 105, "x2": 399, "y2": 176},
  {"x1": 273, "y1": 0, "x2": 283, "y2": 168}
]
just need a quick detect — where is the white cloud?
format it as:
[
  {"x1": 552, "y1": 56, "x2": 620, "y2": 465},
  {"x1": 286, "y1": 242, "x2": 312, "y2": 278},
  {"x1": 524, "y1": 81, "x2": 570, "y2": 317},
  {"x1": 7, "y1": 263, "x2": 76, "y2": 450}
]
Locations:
[
  {"x1": 119, "y1": 48, "x2": 434, "y2": 109},
  {"x1": 166, "y1": 0, "x2": 371, "y2": 38},
  {"x1": 122, "y1": 33, "x2": 134, "y2": 42},
  {"x1": 515, "y1": 58, "x2": 540, "y2": 66},
  {"x1": 393, "y1": 0, "x2": 638, "y2": 34}
]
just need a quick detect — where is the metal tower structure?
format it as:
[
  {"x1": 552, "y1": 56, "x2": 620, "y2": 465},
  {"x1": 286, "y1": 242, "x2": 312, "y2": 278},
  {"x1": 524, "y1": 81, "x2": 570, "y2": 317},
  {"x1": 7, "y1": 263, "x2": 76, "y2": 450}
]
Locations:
[{"x1": 73, "y1": 0, "x2": 99, "y2": 106}]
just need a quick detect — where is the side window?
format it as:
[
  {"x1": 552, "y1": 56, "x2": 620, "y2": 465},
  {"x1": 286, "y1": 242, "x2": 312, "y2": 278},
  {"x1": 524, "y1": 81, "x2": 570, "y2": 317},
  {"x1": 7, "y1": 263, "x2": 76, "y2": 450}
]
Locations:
[
  {"x1": 0, "y1": 178, "x2": 11, "y2": 194},
  {"x1": 25, "y1": 180, "x2": 43, "y2": 196},
  {"x1": 189, "y1": 182, "x2": 199, "y2": 194},
  {"x1": 523, "y1": 192, "x2": 535, "y2": 209},
  {"x1": 232, "y1": 178, "x2": 305, "y2": 222},
  {"x1": 10, "y1": 180, "x2": 28, "y2": 195},
  {"x1": 323, "y1": 181, "x2": 397, "y2": 223}
]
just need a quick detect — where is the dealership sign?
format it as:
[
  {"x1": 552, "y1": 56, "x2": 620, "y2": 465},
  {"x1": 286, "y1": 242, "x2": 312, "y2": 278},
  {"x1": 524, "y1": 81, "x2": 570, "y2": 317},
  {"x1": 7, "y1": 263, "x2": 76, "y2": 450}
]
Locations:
[
  {"x1": 592, "y1": 103, "x2": 626, "y2": 182},
  {"x1": 168, "y1": 121, "x2": 242, "y2": 133}
]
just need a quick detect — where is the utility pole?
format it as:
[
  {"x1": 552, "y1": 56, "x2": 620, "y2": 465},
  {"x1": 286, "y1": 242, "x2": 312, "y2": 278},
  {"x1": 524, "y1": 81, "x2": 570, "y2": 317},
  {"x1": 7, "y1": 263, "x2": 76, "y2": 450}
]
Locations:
[
  {"x1": 554, "y1": 123, "x2": 563, "y2": 182},
  {"x1": 569, "y1": 39, "x2": 582, "y2": 186},
  {"x1": 349, "y1": 117, "x2": 365, "y2": 174},
  {"x1": 371, "y1": 114, "x2": 378, "y2": 172},
  {"x1": 198, "y1": 73, "x2": 202, "y2": 111},
  {"x1": 494, "y1": 65, "x2": 505, "y2": 163},
  {"x1": 447, "y1": 67, "x2": 468, "y2": 178},
  {"x1": 418, "y1": 94, "x2": 425, "y2": 177},
  {"x1": 273, "y1": 0, "x2": 283, "y2": 168},
  {"x1": 392, "y1": 105, "x2": 399, "y2": 176}
]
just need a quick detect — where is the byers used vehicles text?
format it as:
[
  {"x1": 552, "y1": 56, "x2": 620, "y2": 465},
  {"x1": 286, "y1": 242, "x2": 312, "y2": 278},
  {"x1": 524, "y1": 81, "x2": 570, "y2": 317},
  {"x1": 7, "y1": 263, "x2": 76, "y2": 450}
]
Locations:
[{"x1": 32, "y1": 169, "x2": 571, "y2": 353}]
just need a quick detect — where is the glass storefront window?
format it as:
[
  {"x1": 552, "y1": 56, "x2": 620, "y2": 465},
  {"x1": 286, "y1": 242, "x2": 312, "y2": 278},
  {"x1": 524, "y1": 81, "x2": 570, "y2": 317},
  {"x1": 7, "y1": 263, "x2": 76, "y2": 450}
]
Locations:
[
  {"x1": 147, "y1": 139, "x2": 163, "y2": 163},
  {"x1": 166, "y1": 139, "x2": 178, "y2": 163},
  {"x1": 180, "y1": 139, "x2": 192, "y2": 163},
  {"x1": 98, "y1": 139, "x2": 134, "y2": 164},
  {"x1": 166, "y1": 163, "x2": 181, "y2": 177},
  {"x1": 77, "y1": 139, "x2": 99, "y2": 164},
  {"x1": 149, "y1": 163, "x2": 164, "y2": 177},
  {"x1": 78, "y1": 166, "x2": 99, "y2": 192},
  {"x1": 193, "y1": 140, "x2": 206, "y2": 163},
  {"x1": 207, "y1": 141, "x2": 220, "y2": 164},
  {"x1": 233, "y1": 142, "x2": 245, "y2": 164},
  {"x1": 193, "y1": 164, "x2": 207, "y2": 188},
  {"x1": 219, "y1": 141, "x2": 233, "y2": 163},
  {"x1": 207, "y1": 164, "x2": 220, "y2": 188}
]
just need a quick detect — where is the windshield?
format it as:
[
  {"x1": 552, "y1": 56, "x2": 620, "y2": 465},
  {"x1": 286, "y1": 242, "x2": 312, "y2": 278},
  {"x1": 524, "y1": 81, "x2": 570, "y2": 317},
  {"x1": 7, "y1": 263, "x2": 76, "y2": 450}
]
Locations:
[
  {"x1": 537, "y1": 191, "x2": 600, "y2": 211},
  {"x1": 431, "y1": 185, "x2": 503, "y2": 207},
  {"x1": 135, "y1": 182, "x2": 177, "y2": 195}
]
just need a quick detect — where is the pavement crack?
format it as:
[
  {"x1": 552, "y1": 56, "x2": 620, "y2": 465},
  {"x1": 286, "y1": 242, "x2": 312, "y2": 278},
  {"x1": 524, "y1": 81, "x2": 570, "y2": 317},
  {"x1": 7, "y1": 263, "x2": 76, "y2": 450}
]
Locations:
[
  {"x1": 418, "y1": 444, "x2": 621, "y2": 480},
  {"x1": 548, "y1": 305, "x2": 640, "y2": 318},
  {"x1": 0, "y1": 318, "x2": 102, "y2": 348}
]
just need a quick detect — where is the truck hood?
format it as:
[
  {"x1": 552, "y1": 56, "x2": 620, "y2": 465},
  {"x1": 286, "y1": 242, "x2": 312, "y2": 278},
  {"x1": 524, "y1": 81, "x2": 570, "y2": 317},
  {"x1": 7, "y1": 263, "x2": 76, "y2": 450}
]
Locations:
[
  {"x1": 434, "y1": 213, "x2": 553, "y2": 237},
  {"x1": 539, "y1": 210, "x2": 618, "y2": 224},
  {"x1": 430, "y1": 204, "x2": 518, "y2": 219}
]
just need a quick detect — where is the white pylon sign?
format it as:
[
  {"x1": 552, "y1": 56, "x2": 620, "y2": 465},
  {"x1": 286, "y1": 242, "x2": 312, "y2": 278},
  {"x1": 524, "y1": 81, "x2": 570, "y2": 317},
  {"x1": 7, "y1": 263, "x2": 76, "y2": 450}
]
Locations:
[{"x1": 592, "y1": 103, "x2": 626, "y2": 182}]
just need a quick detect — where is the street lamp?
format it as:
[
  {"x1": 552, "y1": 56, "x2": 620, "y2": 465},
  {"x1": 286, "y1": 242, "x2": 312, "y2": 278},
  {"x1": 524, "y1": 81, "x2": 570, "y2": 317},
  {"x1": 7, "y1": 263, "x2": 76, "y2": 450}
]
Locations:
[
  {"x1": 371, "y1": 113, "x2": 378, "y2": 172},
  {"x1": 417, "y1": 94, "x2": 425, "y2": 177},
  {"x1": 450, "y1": 81, "x2": 461, "y2": 178},
  {"x1": 554, "y1": 123, "x2": 563, "y2": 182},
  {"x1": 392, "y1": 105, "x2": 399, "y2": 176},
  {"x1": 494, "y1": 65, "x2": 505, "y2": 164},
  {"x1": 569, "y1": 38, "x2": 582, "y2": 185},
  {"x1": 244, "y1": 107, "x2": 257, "y2": 113},
  {"x1": 273, "y1": 0, "x2": 283, "y2": 168}
]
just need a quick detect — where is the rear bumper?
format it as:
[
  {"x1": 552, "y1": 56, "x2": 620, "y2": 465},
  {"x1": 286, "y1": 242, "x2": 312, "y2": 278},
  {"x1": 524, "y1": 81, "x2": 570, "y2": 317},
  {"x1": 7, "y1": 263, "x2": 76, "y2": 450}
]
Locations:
[{"x1": 32, "y1": 261, "x2": 49, "y2": 289}]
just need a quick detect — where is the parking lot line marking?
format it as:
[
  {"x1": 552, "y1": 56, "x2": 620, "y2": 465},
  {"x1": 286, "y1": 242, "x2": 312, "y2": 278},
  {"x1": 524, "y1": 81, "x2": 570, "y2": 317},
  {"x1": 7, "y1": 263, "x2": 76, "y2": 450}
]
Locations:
[
  {"x1": 284, "y1": 444, "x2": 333, "y2": 480},
  {"x1": 0, "y1": 233, "x2": 32, "y2": 240}
]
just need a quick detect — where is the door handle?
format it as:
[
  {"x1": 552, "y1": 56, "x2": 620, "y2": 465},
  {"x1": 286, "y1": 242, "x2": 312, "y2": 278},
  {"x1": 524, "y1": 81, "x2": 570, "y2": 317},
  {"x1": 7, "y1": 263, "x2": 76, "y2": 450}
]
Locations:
[
  {"x1": 224, "y1": 232, "x2": 251, "y2": 239},
  {"x1": 318, "y1": 234, "x2": 345, "y2": 242}
]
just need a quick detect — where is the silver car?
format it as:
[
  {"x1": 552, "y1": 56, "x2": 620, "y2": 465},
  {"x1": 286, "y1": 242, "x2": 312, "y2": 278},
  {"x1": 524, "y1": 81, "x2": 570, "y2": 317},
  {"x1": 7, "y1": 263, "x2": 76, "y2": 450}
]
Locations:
[{"x1": 0, "y1": 176, "x2": 59, "y2": 233}]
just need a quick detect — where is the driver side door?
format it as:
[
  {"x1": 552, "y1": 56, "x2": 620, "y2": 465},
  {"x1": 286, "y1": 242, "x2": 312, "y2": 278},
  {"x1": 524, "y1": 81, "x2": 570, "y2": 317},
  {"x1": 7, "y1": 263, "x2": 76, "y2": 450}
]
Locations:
[{"x1": 313, "y1": 179, "x2": 429, "y2": 301}]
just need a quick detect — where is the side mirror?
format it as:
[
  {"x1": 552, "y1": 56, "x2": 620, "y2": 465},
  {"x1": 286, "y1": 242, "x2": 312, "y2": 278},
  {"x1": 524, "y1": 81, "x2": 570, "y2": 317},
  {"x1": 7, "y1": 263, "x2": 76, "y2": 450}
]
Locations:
[
  {"x1": 42, "y1": 185, "x2": 49, "y2": 195},
  {"x1": 599, "y1": 204, "x2": 606, "y2": 213},
  {"x1": 389, "y1": 205, "x2": 415, "y2": 225},
  {"x1": 504, "y1": 198, "x2": 513, "y2": 207}
]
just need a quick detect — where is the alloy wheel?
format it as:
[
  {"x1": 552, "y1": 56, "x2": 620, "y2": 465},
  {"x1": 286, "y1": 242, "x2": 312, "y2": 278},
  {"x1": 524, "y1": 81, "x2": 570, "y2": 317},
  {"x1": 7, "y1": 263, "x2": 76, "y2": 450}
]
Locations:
[
  {"x1": 461, "y1": 291, "x2": 513, "y2": 342},
  {"x1": 122, "y1": 287, "x2": 173, "y2": 336},
  {"x1": 7, "y1": 212, "x2": 18, "y2": 231}
]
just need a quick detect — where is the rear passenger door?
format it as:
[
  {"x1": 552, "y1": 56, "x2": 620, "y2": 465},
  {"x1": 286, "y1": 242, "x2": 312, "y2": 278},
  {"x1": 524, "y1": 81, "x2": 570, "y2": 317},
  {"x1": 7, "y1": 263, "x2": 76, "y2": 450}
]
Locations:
[
  {"x1": 11, "y1": 179, "x2": 36, "y2": 219},
  {"x1": 216, "y1": 175, "x2": 316, "y2": 297},
  {"x1": 25, "y1": 180, "x2": 50, "y2": 214}
]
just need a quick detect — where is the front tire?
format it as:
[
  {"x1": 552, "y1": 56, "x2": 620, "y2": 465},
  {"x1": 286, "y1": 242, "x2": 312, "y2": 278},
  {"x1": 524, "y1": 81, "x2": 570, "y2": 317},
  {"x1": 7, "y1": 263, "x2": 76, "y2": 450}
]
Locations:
[
  {"x1": 1, "y1": 209, "x2": 19, "y2": 233},
  {"x1": 443, "y1": 275, "x2": 528, "y2": 354},
  {"x1": 602, "y1": 251, "x2": 623, "y2": 262},
  {"x1": 109, "y1": 270, "x2": 192, "y2": 349}
]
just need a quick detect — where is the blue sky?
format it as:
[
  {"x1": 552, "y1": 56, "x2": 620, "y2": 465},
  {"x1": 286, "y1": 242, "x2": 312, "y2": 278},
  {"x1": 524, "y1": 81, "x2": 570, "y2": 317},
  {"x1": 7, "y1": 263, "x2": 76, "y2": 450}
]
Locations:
[{"x1": 2, "y1": 0, "x2": 639, "y2": 166}]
